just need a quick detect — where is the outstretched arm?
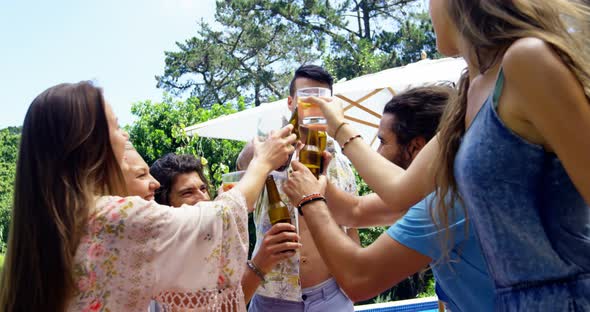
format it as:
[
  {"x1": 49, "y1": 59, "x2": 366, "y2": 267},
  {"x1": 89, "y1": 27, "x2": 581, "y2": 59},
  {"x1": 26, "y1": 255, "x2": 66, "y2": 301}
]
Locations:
[
  {"x1": 334, "y1": 121, "x2": 437, "y2": 214},
  {"x1": 305, "y1": 96, "x2": 437, "y2": 213},
  {"x1": 325, "y1": 183, "x2": 405, "y2": 228},
  {"x1": 284, "y1": 162, "x2": 431, "y2": 301}
]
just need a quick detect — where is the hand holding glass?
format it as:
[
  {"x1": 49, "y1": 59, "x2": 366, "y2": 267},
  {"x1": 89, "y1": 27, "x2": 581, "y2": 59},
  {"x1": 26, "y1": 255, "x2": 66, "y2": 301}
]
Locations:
[
  {"x1": 297, "y1": 87, "x2": 331, "y2": 130},
  {"x1": 298, "y1": 95, "x2": 345, "y2": 139}
]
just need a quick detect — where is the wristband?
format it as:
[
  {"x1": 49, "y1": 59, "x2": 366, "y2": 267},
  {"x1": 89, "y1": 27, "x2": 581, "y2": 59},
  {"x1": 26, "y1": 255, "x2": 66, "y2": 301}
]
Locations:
[
  {"x1": 296, "y1": 193, "x2": 323, "y2": 208},
  {"x1": 297, "y1": 196, "x2": 327, "y2": 216},
  {"x1": 341, "y1": 134, "x2": 362, "y2": 153}
]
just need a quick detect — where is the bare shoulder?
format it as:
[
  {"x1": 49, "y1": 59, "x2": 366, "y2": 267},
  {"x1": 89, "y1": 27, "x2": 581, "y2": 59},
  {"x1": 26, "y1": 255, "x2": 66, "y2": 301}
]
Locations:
[
  {"x1": 502, "y1": 37, "x2": 571, "y2": 84},
  {"x1": 501, "y1": 37, "x2": 582, "y2": 110}
]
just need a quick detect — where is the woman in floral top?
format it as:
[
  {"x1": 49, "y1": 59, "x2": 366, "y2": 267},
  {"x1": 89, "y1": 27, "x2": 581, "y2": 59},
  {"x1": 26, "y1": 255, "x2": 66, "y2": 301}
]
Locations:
[{"x1": 0, "y1": 82, "x2": 296, "y2": 312}]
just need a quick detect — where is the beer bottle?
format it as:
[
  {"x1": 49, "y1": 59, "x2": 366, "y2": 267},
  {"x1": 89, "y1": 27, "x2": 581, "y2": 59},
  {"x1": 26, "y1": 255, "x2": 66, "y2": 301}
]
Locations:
[
  {"x1": 266, "y1": 175, "x2": 291, "y2": 225},
  {"x1": 318, "y1": 130, "x2": 327, "y2": 174},
  {"x1": 288, "y1": 107, "x2": 300, "y2": 140},
  {"x1": 299, "y1": 128, "x2": 327, "y2": 178},
  {"x1": 277, "y1": 108, "x2": 299, "y2": 172}
]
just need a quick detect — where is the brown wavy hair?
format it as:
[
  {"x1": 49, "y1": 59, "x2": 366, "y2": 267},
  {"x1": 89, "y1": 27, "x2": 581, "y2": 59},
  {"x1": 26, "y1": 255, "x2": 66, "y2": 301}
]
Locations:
[
  {"x1": 0, "y1": 82, "x2": 127, "y2": 311},
  {"x1": 432, "y1": 0, "x2": 590, "y2": 256},
  {"x1": 150, "y1": 153, "x2": 210, "y2": 205}
]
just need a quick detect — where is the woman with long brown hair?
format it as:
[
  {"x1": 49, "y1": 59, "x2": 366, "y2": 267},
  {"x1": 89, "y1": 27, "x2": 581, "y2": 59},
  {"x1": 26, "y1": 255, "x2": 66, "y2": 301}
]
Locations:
[
  {"x1": 0, "y1": 81, "x2": 296, "y2": 311},
  {"x1": 290, "y1": 0, "x2": 590, "y2": 310}
]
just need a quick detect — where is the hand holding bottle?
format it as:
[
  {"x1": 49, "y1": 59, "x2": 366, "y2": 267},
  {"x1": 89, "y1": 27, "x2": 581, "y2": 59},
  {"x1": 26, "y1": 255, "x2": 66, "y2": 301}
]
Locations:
[
  {"x1": 284, "y1": 161, "x2": 328, "y2": 206},
  {"x1": 251, "y1": 223, "x2": 301, "y2": 273},
  {"x1": 252, "y1": 125, "x2": 296, "y2": 173}
]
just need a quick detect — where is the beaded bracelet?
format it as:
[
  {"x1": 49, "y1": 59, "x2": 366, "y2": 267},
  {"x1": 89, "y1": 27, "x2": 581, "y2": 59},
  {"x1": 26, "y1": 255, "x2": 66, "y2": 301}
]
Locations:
[
  {"x1": 297, "y1": 196, "x2": 327, "y2": 216},
  {"x1": 296, "y1": 193, "x2": 323, "y2": 208},
  {"x1": 341, "y1": 134, "x2": 362, "y2": 153},
  {"x1": 246, "y1": 260, "x2": 266, "y2": 282}
]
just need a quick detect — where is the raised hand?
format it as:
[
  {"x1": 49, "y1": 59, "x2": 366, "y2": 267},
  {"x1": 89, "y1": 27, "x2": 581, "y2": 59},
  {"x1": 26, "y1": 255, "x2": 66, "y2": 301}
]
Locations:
[
  {"x1": 299, "y1": 96, "x2": 345, "y2": 138},
  {"x1": 252, "y1": 124, "x2": 297, "y2": 171}
]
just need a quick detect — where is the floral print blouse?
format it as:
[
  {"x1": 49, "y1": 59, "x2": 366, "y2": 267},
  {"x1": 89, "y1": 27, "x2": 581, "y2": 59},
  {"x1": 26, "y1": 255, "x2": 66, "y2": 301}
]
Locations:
[{"x1": 68, "y1": 188, "x2": 249, "y2": 312}]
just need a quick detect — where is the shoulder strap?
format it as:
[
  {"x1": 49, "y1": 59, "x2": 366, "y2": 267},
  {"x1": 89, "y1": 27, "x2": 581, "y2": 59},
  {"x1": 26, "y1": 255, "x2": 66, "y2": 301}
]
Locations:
[{"x1": 492, "y1": 68, "x2": 505, "y2": 109}]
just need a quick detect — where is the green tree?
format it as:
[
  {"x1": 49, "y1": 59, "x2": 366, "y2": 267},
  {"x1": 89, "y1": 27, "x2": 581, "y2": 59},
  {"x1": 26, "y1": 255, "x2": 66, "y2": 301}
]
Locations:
[
  {"x1": 157, "y1": 0, "x2": 438, "y2": 107},
  {"x1": 126, "y1": 95, "x2": 246, "y2": 189},
  {"x1": 0, "y1": 127, "x2": 21, "y2": 251},
  {"x1": 242, "y1": 0, "x2": 437, "y2": 79},
  {"x1": 323, "y1": 10, "x2": 439, "y2": 79},
  {"x1": 156, "y1": 1, "x2": 319, "y2": 108},
  {"x1": 381, "y1": 12, "x2": 441, "y2": 66}
]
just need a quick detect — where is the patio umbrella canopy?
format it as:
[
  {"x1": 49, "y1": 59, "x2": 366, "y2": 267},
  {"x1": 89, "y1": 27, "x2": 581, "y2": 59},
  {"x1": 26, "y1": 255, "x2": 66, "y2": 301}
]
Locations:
[{"x1": 185, "y1": 57, "x2": 466, "y2": 150}]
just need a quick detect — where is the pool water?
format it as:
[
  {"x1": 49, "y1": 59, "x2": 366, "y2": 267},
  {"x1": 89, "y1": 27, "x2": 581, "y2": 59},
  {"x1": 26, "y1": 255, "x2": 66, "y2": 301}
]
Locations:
[{"x1": 354, "y1": 297, "x2": 440, "y2": 312}]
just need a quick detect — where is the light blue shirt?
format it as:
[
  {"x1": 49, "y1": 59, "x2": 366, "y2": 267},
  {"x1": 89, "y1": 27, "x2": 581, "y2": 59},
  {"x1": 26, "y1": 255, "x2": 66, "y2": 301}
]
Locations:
[{"x1": 387, "y1": 193, "x2": 494, "y2": 312}]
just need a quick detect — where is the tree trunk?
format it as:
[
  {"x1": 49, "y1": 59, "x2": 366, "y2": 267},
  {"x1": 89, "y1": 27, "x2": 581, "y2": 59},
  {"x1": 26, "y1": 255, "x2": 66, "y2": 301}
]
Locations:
[
  {"x1": 360, "y1": 0, "x2": 371, "y2": 39},
  {"x1": 254, "y1": 82, "x2": 261, "y2": 107},
  {"x1": 353, "y1": 0, "x2": 363, "y2": 38}
]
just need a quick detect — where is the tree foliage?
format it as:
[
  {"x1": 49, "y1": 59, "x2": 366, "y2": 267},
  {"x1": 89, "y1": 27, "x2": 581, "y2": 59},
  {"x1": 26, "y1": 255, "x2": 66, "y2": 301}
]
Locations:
[
  {"x1": 325, "y1": 11, "x2": 440, "y2": 79},
  {"x1": 157, "y1": 0, "x2": 438, "y2": 108},
  {"x1": 0, "y1": 127, "x2": 21, "y2": 251},
  {"x1": 252, "y1": 0, "x2": 437, "y2": 79},
  {"x1": 126, "y1": 95, "x2": 246, "y2": 189},
  {"x1": 156, "y1": 1, "x2": 320, "y2": 107}
]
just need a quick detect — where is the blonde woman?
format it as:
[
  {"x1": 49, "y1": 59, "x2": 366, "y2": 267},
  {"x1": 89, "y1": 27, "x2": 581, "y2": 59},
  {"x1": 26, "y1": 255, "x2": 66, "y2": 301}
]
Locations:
[{"x1": 121, "y1": 142, "x2": 161, "y2": 202}]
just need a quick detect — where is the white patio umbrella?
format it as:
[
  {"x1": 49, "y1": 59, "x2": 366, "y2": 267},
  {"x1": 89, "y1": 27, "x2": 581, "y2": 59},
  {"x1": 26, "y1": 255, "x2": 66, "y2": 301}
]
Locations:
[{"x1": 185, "y1": 57, "x2": 466, "y2": 150}]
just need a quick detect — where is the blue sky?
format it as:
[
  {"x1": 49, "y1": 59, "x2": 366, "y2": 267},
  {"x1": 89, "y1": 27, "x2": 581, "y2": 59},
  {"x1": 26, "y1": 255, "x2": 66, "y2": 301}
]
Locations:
[{"x1": 0, "y1": 0, "x2": 216, "y2": 128}]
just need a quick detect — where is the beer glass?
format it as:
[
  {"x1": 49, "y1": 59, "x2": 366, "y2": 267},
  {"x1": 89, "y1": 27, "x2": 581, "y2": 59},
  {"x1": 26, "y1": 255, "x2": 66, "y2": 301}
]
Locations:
[{"x1": 296, "y1": 87, "x2": 331, "y2": 130}]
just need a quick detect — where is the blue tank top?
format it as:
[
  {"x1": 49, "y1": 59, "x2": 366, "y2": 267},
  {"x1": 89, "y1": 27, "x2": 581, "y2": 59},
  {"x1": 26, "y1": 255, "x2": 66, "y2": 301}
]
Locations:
[{"x1": 454, "y1": 70, "x2": 590, "y2": 310}]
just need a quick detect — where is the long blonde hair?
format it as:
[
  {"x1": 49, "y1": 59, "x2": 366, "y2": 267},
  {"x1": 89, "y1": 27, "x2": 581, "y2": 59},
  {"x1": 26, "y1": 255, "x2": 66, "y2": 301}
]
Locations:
[
  {"x1": 433, "y1": 0, "x2": 590, "y2": 255},
  {"x1": 0, "y1": 82, "x2": 126, "y2": 311}
]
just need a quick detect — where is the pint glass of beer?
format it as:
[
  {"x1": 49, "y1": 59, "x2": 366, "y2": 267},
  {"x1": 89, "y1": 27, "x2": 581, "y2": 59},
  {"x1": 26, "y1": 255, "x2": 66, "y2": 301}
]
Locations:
[
  {"x1": 221, "y1": 171, "x2": 245, "y2": 193},
  {"x1": 296, "y1": 87, "x2": 331, "y2": 130}
]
